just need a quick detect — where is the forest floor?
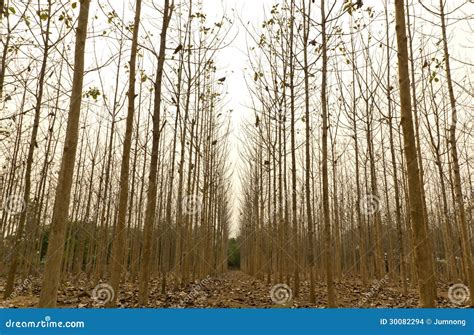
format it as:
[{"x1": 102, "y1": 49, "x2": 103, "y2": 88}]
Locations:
[{"x1": 0, "y1": 271, "x2": 463, "y2": 308}]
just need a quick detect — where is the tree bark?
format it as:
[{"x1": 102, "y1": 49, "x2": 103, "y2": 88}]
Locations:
[
  {"x1": 439, "y1": 0, "x2": 474, "y2": 306},
  {"x1": 39, "y1": 0, "x2": 91, "y2": 307},
  {"x1": 108, "y1": 0, "x2": 142, "y2": 307},
  {"x1": 3, "y1": 0, "x2": 52, "y2": 298},
  {"x1": 138, "y1": 0, "x2": 173, "y2": 305},
  {"x1": 393, "y1": 0, "x2": 436, "y2": 307},
  {"x1": 321, "y1": 0, "x2": 336, "y2": 307}
]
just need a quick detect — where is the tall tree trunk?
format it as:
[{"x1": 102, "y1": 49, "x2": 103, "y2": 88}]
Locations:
[
  {"x1": 406, "y1": 2, "x2": 437, "y2": 298},
  {"x1": 393, "y1": 0, "x2": 435, "y2": 307},
  {"x1": 302, "y1": 0, "x2": 315, "y2": 303},
  {"x1": 108, "y1": 0, "x2": 142, "y2": 307},
  {"x1": 385, "y1": 0, "x2": 407, "y2": 295},
  {"x1": 138, "y1": 0, "x2": 173, "y2": 305},
  {"x1": 439, "y1": 0, "x2": 474, "y2": 306},
  {"x1": 3, "y1": 1, "x2": 52, "y2": 298},
  {"x1": 321, "y1": 0, "x2": 336, "y2": 307},
  {"x1": 39, "y1": 0, "x2": 91, "y2": 307},
  {"x1": 288, "y1": 0, "x2": 299, "y2": 298}
]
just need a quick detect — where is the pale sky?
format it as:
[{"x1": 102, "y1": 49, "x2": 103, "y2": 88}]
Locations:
[
  {"x1": 203, "y1": 0, "x2": 474, "y2": 236},
  {"x1": 1, "y1": 0, "x2": 472, "y2": 237},
  {"x1": 202, "y1": 0, "x2": 271, "y2": 236}
]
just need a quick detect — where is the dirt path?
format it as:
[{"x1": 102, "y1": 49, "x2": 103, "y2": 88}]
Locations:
[{"x1": 179, "y1": 271, "x2": 277, "y2": 308}]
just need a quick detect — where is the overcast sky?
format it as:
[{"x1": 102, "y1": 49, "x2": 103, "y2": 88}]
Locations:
[
  {"x1": 200, "y1": 0, "x2": 270, "y2": 235},
  {"x1": 1, "y1": 0, "x2": 472, "y2": 236},
  {"x1": 199, "y1": 0, "x2": 473, "y2": 235}
]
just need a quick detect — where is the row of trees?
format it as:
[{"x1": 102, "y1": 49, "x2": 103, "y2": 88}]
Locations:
[
  {"x1": 238, "y1": 0, "x2": 473, "y2": 307},
  {"x1": 0, "y1": 0, "x2": 232, "y2": 307}
]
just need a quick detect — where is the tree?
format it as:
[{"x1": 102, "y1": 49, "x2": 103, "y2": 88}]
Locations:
[
  {"x1": 302, "y1": 0, "x2": 316, "y2": 304},
  {"x1": 108, "y1": 0, "x2": 142, "y2": 307},
  {"x1": 289, "y1": 0, "x2": 299, "y2": 297},
  {"x1": 393, "y1": 0, "x2": 436, "y2": 308},
  {"x1": 385, "y1": 0, "x2": 407, "y2": 295},
  {"x1": 138, "y1": 0, "x2": 173, "y2": 305},
  {"x1": 320, "y1": 0, "x2": 336, "y2": 308},
  {"x1": 437, "y1": 0, "x2": 474, "y2": 306},
  {"x1": 39, "y1": 0, "x2": 91, "y2": 307},
  {"x1": 3, "y1": 0, "x2": 53, "y2": 298}
]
